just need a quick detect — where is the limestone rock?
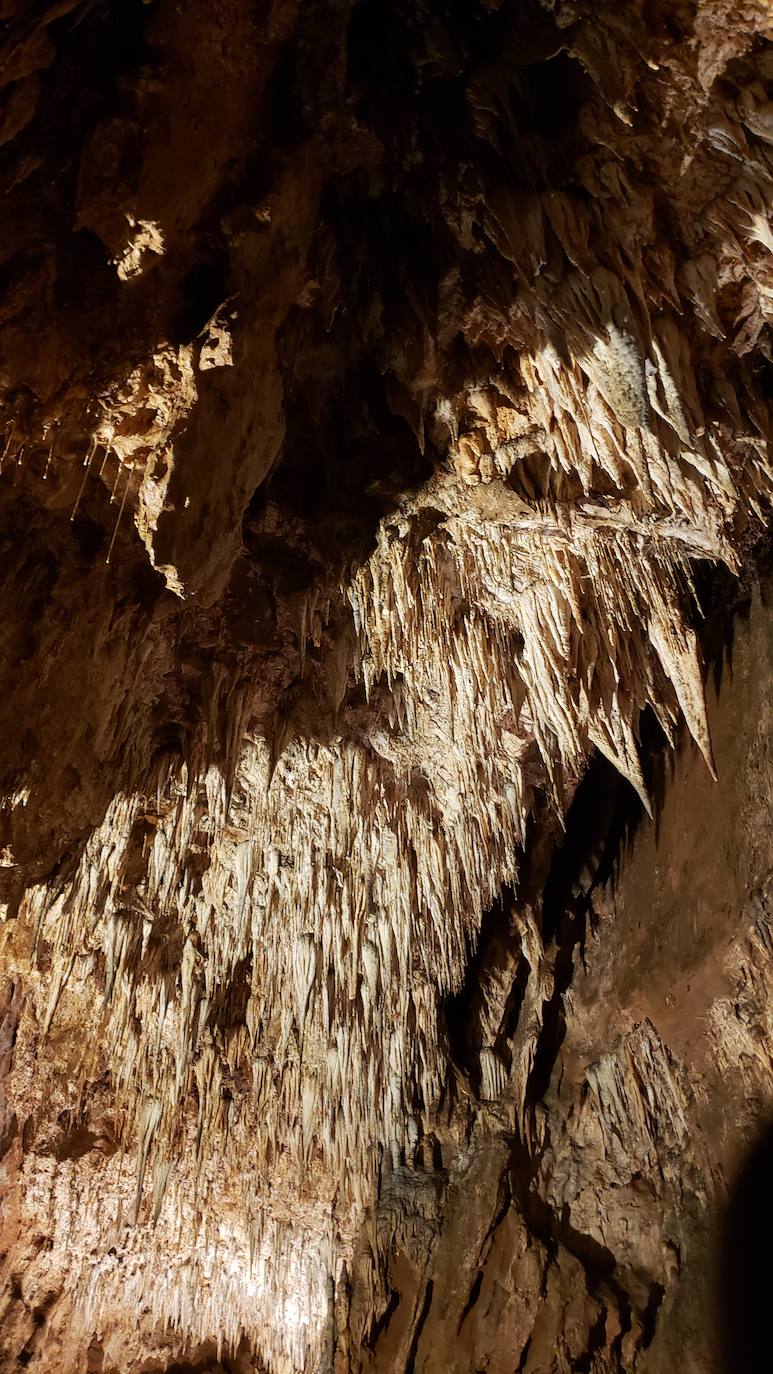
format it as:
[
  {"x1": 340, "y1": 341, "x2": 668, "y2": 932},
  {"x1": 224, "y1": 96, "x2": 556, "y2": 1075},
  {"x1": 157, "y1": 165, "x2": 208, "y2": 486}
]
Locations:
[{"x1": 0, "y1": 0, "x2": 770, "y2": 1370}]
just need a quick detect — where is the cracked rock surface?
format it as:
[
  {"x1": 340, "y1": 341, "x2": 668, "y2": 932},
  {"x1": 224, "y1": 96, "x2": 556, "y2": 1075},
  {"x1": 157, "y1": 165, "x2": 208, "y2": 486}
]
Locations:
[{"x1": 0, "y1": 0, "x2": 771, "y2": 1370}]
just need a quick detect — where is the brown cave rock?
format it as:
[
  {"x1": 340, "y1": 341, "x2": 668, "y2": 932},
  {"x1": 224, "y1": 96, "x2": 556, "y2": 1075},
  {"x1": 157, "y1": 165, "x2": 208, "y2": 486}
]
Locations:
[{"x1": 0, "y1": 1, "x2": 772, "y2": 1370}]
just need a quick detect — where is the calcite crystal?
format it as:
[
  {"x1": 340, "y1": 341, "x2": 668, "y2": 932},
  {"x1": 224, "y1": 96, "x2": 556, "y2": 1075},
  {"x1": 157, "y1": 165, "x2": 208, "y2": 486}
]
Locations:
[{"x1": 0, "y1": 0, "x2": 770, "y2": 1370}]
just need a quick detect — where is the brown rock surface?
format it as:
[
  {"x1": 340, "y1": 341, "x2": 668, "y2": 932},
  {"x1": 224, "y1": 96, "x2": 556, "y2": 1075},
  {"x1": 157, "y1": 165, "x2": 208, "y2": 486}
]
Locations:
[
  {"x1": 346, "y1": 575, "x2": 773, "y2": 1374},
  {"x1": 0, "y1": 0, "x2": 770, "y2": 1370}
]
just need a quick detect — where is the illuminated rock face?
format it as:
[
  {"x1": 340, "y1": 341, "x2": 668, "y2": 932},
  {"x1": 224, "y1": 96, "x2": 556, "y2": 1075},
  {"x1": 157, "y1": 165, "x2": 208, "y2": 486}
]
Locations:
[
  {"x1": 341, "y1": 577, "x2": 773, "y2": 1374},
  {"x1": 0, "y1": 0, "x2": 770, "y2": 1370}
]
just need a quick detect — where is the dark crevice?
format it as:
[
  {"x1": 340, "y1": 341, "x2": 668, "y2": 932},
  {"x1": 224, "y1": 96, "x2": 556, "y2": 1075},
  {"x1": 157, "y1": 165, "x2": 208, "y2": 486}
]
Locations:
[
  {"x1": 495, "y1": 952, "x2": 531, "y2": 1070},
  {"x1": 515, "y1": 1335, "x2": 532, "y2": 1373},
  {"x1": 720, "y1": 1118, "x2": 773, "y2": 1374},
  {"x1": 405, "y1": 1279, "x2": 433, "y2": 1374},
  {"x1": 442, "y1": 803, "x2": 563, "y2": 1084},
  {"x1": 457, "y1": 1269, "x2": 483, "y2": 1333},
  {"x1": 695, "y1": 525, "x2": 773, "y2": 700},
  {"x1": 442, "y1": 882, "x2": 517, "y2": 1083},
  {"x1": 572, "y1": 1307, "x2": 609, "y2": 1373},
  {"x1": 368, "y1": 1287, "x2": 401, "y2": 1350},
  {"x1": 609, "y1": 1288, "x2": 633, "y2": 1361},
  {"x1": 526, "y1": 750, "x2": 644, "y2": 1109},
  {"x1": 560, "y1": 1213, "x2": 616, "y2": 1287},
  {"x1": 171, "y1": 255, "x2": 232, "y2": 346},
  {"x1": 640, "y1": 1280, "x2": 665, "y2": 1350}
]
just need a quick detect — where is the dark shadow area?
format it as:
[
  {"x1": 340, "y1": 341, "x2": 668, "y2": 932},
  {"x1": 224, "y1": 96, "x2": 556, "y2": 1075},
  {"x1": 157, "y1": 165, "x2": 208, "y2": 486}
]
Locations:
[
  {"x1": 442, "y1": 740, "x2": 655, "y2": 1094},
  {"x1": 443, "y1": 878, "x2": 518, "y2": 1085},
  {"x1": 170, "y1": 256, "x2": 233, "y2": 346},
  {"x1": 525, "y1": 751, "x2": 644, "y2": 1107},
  {"x1": 443, "y1": 538, "x2": 773, "y2": 1104},
  {"x1": 719, "y1": 1119, "x2": 773, "y2": 1374},
  {"x1": 262, "y1": 0, "x2": 593, "y2": 596},
  {"x1": 134, "y1": 1338, "x2": 257, "y2": 1373},
  {"x1": 696, "y1": 525, "x2": 773, "y2": 701}
]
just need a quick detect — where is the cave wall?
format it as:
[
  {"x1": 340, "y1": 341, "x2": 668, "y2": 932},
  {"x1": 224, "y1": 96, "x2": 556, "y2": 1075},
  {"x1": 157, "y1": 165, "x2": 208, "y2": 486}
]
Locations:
[
  {"x1": 344, "y1": 574, "x2": 773, "y2": 1374},
  {"x1": 0, "y1": 0, "x2": 770, "y2": 1370}
]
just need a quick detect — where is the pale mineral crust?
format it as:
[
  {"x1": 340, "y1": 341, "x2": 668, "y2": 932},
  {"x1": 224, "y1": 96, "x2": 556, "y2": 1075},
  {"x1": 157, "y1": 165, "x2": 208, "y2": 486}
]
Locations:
[{"x1": 0, "y1": 0, "x2": 771, "y2": 1371}]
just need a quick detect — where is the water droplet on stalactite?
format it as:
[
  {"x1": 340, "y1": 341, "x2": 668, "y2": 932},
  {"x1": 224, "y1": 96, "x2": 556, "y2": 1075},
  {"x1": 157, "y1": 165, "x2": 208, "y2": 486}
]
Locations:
[
  {"x1": 106, "y1": 461, "x2": 135, "y2": 564},
  {"x1": 0, "y1": 420, "x2": 14, "y2": 471},
  {"x1": 70, "y1": 438, "x2": 99, "y2": 521}
]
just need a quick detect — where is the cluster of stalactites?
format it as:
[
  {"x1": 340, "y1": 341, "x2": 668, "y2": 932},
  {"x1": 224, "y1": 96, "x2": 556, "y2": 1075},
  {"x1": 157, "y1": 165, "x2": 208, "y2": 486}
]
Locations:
[
  {"x1": 5, "y1": 15, "x2": 773, "y2": 1372},
  {"x1": 18, "y1": 295, "x2": 773, "y2": 1374},
  {"x1": 20, "y1": 1140, "x2": 335, "y2": 1374}
]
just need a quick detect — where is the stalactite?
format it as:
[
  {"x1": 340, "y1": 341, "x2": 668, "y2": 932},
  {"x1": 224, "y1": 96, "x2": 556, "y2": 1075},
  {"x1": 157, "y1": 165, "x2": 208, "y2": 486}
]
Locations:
[{"x1": 0, "y1": 0, "x2": 770, "y2": 1369}]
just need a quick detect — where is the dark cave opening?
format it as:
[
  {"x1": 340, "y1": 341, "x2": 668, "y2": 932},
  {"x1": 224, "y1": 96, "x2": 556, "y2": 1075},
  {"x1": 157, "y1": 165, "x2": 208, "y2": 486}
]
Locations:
[{"x1": 720, "y1": 1119, "x2": 773, "y2": 1374}]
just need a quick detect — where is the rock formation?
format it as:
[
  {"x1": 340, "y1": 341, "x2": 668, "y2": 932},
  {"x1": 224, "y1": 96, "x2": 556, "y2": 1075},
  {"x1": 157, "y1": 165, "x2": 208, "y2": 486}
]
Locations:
[{"x1": 0, "y1": 0, "x2": 771, "y2": 1370}]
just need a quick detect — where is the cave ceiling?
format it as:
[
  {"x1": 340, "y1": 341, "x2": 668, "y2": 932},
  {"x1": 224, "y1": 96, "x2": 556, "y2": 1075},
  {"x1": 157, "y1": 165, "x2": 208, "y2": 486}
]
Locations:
[{"x1": 0, "y1": 0, "x2": 771, "y2": 1370}]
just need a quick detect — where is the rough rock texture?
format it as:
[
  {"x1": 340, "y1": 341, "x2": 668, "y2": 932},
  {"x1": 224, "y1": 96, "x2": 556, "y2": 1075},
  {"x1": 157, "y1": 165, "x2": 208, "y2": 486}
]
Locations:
[
  {"x1": 342, "y1": 571, "x2": 773, "y2": 1374},
  {"x1": 0, "y1": 0, "x2": 771, "y2": 1370}
]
